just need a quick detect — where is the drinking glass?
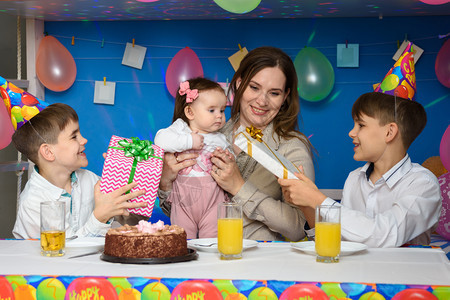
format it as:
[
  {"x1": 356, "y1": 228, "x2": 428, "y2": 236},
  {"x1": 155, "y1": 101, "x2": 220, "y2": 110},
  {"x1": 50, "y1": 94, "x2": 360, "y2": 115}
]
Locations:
[
  {"x1": 40, "y1": 201, "x2": 66, "y2": 257},
  {"x1": 217, "y1": 201, "x2": 243, "y2": 260},
  {"x1": 315, "y1": 204, "x2": 341, "y2": 263}
]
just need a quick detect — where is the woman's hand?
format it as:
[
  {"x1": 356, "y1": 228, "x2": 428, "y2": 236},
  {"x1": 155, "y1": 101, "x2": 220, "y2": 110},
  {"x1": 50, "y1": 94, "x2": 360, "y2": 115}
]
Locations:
[
  {"x1": 211, "y1": 147, "x2": 244, "y2": 196},
  {"x1": 159, "y1": 152, "x2": 198, "y2": 191}
]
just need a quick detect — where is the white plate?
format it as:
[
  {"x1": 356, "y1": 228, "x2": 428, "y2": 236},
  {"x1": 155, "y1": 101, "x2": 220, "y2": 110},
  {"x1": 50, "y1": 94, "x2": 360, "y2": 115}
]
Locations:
[
  {"x1": 291, "y1": 241, "x2": 368, "y2": 256},
  {"x1": 66, "y1": 237, "x2": 105, "y2": 252},
  {"x1": 187, "y1": 238, "x2": 258, "y2": 253}
]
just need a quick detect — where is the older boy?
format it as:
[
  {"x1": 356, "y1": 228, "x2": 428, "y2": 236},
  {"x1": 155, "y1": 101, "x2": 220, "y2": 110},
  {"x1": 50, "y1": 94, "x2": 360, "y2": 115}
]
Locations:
[
  {"x1": 279, "y1": 92, "x2": 442, "y2": 247},
  {"x1": 12, "y1": 103, "x2": 147, "y2": 239}
]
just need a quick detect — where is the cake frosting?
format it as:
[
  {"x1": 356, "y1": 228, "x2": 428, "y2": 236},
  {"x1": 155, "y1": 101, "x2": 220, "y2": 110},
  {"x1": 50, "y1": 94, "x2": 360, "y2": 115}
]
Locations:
[{"x1": 104, "y1": 220, "x2": 187, "y2": 258}]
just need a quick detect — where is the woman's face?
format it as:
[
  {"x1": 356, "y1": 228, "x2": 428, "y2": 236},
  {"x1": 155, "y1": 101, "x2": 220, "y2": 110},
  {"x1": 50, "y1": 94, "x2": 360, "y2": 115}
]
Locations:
[{"x1": 238, "y1": 67, "x2": 289, "y2": 130}]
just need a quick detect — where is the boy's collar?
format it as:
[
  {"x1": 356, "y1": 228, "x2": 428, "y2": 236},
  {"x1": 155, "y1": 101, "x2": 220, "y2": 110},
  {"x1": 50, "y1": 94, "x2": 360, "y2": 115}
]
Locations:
[
  {"x1": 360, "y1": 154, "x2": 411, "y2": 186},
  {"x1": 35, "y1": 165, "x2": 78, "y2": 184}
]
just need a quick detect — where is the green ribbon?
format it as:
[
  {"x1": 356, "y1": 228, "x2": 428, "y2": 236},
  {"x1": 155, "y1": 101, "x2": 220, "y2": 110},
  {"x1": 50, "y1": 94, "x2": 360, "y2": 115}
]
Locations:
[{"x1": 109, "y1": 137, "x2": 163, "y2": 192}]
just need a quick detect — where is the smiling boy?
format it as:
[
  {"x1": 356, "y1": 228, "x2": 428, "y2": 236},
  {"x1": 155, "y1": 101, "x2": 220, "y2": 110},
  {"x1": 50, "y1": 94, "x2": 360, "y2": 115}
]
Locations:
[
  {"x1": 278, "y1": 92, "x2": 442, "y2": 247},
  {"x1": 12, "y1": 103, "x2": 147, "y2": 239}
]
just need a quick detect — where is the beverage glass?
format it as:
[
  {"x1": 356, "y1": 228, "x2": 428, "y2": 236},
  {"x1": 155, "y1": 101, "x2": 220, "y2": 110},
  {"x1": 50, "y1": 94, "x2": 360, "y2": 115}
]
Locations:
[
  {"x1": 315, "y1": 204, "x2": 341, "y2": 263},
  {"x1": 40, "y1": 201, "x2": 66, "y2": 257},
  {"x1": 217, "y1": 201, "x2": 243, "y2": 260}
]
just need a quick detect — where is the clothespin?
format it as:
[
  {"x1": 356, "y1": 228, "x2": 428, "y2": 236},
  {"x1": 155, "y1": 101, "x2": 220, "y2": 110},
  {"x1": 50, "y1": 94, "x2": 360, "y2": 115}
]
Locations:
[
  {"x1": 132, "y1": 38, "x2": 135, "y2": 47},
  {"x1": 103, "y1": 77, "x2": 106, "y2": 86},
  {"x1": 101, "y1": 38, "x2": 104, "y2": 48},
  {"x1": 397, "y1": 40, "x2": 400, "y2": 49},
  {"x1": 226, "y1": 78, "x2": 229, "y2": 87},
  {"x1": 71, "y1": 36, "x2": 75, "y2": 46},
  {"x1": 345, "y1": 40, "x2": 348, "y2": 48},
  {"x1": 238, "y1": 44, "x2": 242, "y2": 52}
]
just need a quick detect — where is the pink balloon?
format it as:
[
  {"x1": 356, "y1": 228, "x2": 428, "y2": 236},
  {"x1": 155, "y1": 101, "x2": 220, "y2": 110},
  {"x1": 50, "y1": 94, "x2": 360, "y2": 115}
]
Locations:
[
  {"x1": 436, "y1": 172, "x2": 450, "y2": 240},
  {"x1": 435, "y1": 39, "x2": 450, "y2": 88},
  {"x1": 440, "y1": 125, "x2": 450, "y2": 171},
  {"x1": 419, "y1": 0, "x2": 449, "y2": 4},
  {"x1": 36, "y1": 36, "x2": 77, "y2": 92},
  {"x1": 0, "y1": 100, "x2": 14, "y2": 150},
  {"x1": 165, "y1": 47, "x2": 203, "y2": 98}
]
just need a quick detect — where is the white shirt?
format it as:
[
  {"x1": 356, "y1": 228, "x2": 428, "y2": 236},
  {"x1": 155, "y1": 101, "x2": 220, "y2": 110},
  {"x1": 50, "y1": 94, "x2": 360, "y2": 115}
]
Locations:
[
  {"x1": 154, "y1": 118, "x2": 231, "y2": 177},
  {"x1": 13, "y1": 167, "x2": 111, "y2": 239},
  {"x1": 322, "y1": 154, "x2": 442, "y2": 248}
]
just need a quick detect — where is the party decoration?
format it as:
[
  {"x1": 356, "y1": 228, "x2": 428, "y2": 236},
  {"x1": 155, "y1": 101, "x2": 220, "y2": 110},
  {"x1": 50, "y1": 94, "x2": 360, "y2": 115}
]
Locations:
[
  {"x1": 435, "y1": 39, "x2": 450, "y2": 88},
  {"x1": 248, "y1": 287, "x2": 277, "y2": 300},
  {"x1": 0, "y1": 75, "x2": 49, "y2": 137},
  {"x1": 436, "y1": 172, "x2": 450, "y2": 240},
  {"x1": 37, "y1": 278, "x2": 66, "y2": 300},
  {"x1": 374, "y1": 42, "x2": 416, "y2": 100},
  {"x1": 171, "y1": 280, "x2": 222, "y2": 299},
  {"x1": 94, "y1": 79, "x2": 116, "y2": 105},
  {"x1": 280, "y1": 284, "x2": 328, "y2": 300},
  {"x1": 100, "y1": 135, "x2": 164, "y2": 218},
  {"x1": 419, "y1": 0, "x2": 450, "y2": 4},
  {"x1": 213, "y1": 0, "x2": 261, "y2": 14},
  {"x1": 0, "y1": 276, "x2": 14, "y2": 300},
  {"x1": 337, "y1": 43, "x2": 359, "y2": 68},
  {"x1": 141, "y1": 282, "x2": 171, "y2": 300},
  {"x1": 36, "y1": 35, "x2": 77, "y2": 92},
  {"x1": 393, "y1": 40, "x2": 423, "y2": 63},
  {"x1": 441, "y1": 125, "x2": 450, "y2": 171},
  {"x1": 228, "y1": 46, "x2": 248, "y2": 71},
  {"x1": 65, "y1": 277, "x2": 118, "y2": 300},
  {"x1": 165, "y1": 47, "x2": 203, "y2": 98},
  {"x1": 392, "y1": 288, "x2": 438, "y2": 299},
  {"x1": 122, "y1": 42, "x2": 147, "y2": 70},
  {"x1": 294, "y1": 47, "x2": 335, "y2": 102}
]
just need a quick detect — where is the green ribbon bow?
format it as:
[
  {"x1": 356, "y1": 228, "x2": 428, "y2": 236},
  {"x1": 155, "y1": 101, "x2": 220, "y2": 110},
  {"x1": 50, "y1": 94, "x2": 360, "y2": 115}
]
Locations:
[{"x1": 109, "y1": 137, "x2": 163, "y2": 191}]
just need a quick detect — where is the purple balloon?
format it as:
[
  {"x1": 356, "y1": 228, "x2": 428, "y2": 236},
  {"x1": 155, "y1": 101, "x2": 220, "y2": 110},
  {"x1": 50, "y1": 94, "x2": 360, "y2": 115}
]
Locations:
[
  {"x1": 435, "y1": 39, "x2": 450, "y2": 88},
  {"x1": 165, "y1": 47, "x2": 203, "y2": 98}
]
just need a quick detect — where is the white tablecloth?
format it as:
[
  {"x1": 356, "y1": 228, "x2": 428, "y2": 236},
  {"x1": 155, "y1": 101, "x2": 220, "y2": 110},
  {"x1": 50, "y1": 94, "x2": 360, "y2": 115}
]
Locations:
[{"x1": 1, "y1": 240, "x2": 449, "y2": 286}]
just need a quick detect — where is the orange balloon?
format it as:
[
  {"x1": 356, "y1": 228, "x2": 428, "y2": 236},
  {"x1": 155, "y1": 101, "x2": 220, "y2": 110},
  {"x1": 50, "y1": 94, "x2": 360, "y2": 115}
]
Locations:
[{"x1": 36, "y1": 36, "x2": 77, "y2": 92}]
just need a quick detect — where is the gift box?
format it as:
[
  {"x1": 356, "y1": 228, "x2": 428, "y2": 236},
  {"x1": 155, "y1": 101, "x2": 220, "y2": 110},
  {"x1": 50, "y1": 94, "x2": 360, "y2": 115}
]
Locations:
[
  {"x1": 234, "y1": 126, "x2": 300, "y2": 179},
  {"x1": 100, "y1": 135, "x2": 164, "y2": 218}
]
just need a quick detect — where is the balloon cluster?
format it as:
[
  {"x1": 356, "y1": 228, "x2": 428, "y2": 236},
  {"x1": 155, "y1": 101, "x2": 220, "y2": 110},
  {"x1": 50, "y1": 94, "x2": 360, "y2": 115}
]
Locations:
[
  {"x1": 294, "y1": 47, "x2": 335, "y2": 102},
  {"x1": 374, "y1": 42, "x2": 416, "y2": 100},
  {"x1": 0, "y1": 75, "x2": 49, "y2": 131}
]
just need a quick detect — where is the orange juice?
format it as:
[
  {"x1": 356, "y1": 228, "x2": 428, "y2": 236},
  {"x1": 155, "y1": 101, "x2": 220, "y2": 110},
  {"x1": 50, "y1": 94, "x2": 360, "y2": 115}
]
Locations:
[
  {"x1": 217, "y1": 218, "x2": 243, "y2": 255},
  {"x1": 41, "y1": 230, "x2": 65, "y2": 255},
  {"x1": 315, "y1": 222, "x2": 341, "y2": 257}
]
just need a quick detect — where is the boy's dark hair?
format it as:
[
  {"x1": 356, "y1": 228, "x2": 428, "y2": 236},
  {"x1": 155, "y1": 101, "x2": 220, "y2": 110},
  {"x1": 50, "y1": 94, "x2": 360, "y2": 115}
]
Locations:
[
  {"x1": 352, "y1": 92, "x2": 427, "y2": 149},
  {"x1": 172, "y1": 77, "x2": 225, "y2": 123},
  {"x1": 12, "y1": 103, "x2": 79, "y2": 165}
]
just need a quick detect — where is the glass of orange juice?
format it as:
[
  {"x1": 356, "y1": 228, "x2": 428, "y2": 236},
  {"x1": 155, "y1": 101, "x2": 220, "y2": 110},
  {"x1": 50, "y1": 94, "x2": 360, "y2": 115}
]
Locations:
[
  {"x1": 40, "y1": 201, "x2": 66, "y2": 257},
  {"x1": 217, "y1": 201, "x2": 243, "y2": 260},
  {"x1": 315, "y1": 204, "x2": 341, "y2": 263}
]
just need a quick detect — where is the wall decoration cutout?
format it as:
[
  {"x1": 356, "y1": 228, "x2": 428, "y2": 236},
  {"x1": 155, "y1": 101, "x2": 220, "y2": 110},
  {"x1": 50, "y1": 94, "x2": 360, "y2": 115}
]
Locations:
[
  {"x1": 94, "y1": 79, "x2": 116, "y2": 105},
  {"x1": 122, "y1": 42, "x2": 147, "y2": 70},
  {"x1": 393, "y1": 40, "x2": 424, "y2": 63},
  {"x1": 337, "y1": 44, "x2": 359, "y2": 68},
  {"x1": 228, "y1": 46, "x2": 249, "y2": 71},
  {"x1": 36, "y1": 36, "x2": 77, "y2": 92}
]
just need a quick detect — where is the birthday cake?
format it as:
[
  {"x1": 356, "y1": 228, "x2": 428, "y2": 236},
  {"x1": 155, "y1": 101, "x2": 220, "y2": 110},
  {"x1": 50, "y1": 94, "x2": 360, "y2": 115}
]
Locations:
[{"x1": 104, "y1": 220, "x2": 187, "y2": 258}]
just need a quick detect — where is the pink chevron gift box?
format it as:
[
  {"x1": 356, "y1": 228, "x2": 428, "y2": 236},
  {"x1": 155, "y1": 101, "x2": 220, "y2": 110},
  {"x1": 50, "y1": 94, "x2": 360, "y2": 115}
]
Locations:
[{"x1": 100, "y1": 135, "x2": 164, "y2": 218}]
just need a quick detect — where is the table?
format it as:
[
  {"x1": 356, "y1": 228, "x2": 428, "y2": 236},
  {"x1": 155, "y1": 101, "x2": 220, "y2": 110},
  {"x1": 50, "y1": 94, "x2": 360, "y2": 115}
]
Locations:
[{"x1": 1, "y1": 240, "x2": 449, "y2": 299}]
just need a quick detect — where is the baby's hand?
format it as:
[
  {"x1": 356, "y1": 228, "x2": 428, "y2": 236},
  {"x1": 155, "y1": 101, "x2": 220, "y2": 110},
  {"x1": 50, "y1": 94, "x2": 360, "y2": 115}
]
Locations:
[{"x1": 191, "y1": 132, "x2": 204, "y2": 150}]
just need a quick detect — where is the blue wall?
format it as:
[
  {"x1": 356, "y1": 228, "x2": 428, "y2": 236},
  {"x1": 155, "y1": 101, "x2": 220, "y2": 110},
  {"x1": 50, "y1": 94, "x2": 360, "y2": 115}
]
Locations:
[{"x1": 44, "y1": 16, "x2": 450, "y2": 192}]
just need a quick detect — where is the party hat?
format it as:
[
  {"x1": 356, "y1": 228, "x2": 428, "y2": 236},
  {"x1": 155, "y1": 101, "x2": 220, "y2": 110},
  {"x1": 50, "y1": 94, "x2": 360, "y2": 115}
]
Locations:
[
  {"x1": 0, "y1": 75, "x2": 49, "y2": 130},
  {"x1": 374, "y1": 42, "x2": 416, "y2": 101}
]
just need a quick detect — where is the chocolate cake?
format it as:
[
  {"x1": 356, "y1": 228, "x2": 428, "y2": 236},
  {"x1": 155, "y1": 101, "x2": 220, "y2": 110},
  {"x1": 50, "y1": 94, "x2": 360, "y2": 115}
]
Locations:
[{"x1": 104, "y1": 220, "x2": 188, "y2": 258}]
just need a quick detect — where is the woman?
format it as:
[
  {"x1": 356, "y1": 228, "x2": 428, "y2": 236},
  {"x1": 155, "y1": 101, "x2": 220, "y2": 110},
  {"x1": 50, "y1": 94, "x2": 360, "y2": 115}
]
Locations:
[{"x1": 159, "y1": 46, "x2": 315, "y2": 241}]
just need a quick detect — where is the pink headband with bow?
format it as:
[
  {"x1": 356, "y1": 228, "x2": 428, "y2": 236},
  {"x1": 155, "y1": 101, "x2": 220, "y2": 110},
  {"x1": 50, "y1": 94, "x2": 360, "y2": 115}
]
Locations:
[{"x1": 179, "y1": 81, "x2": 199, "y2": 103}]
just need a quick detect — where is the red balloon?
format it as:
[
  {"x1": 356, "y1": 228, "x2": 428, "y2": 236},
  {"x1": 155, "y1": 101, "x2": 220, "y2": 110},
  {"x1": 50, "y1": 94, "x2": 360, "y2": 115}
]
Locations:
[
  {"x1": 22, "y1": 93, "x2": 39, "y2": 106},
  {"x1": 394, "y1": 85, "x2": 409, "y2": 99},
  {"x1": 171, "y1": 280, "x2": 222, "y2": 300},
  {"x1": 165, "y1": 47, "x2": 203, "y2": 98},
  {"x1": 392, "y1": 288, "x2": 438, "y2": 299},
  {"x1": 0, "y1": 276, "x2": 14, "y2": 300},
  {"x1": 65, "y1": 277, "x2": 118, "y2": 300},
  {"x1": 280, "y1": 284, "x2": 329, "y2": 300},
  {"x1": 435, "y1": 39, "x2": 450, "y2": 88},
  {"x1": 36, "y1": 36, "x2": 77, "y2": 92}
]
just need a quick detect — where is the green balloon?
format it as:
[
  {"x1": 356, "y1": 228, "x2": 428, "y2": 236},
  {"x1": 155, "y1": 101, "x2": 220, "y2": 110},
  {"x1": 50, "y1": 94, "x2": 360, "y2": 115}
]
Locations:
[
  {"x1": 213, "y1": 0, "x2": 261, "y2": 14},
  {"x1": 380, "y1": 74, "x2": 399, "y2": 91},
  {"x1": 294, "y1": 47, "x2": 335, "y2": 102}
]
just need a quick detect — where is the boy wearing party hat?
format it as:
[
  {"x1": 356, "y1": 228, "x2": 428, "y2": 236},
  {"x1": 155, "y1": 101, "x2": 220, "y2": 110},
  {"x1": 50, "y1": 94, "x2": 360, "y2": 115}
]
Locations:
[
  {"x1": 0, "y1": 76, "x2": 147, "y2": 239},
  {"x1": 278, "y1": 45, "x2": 442, "y2": 248}
]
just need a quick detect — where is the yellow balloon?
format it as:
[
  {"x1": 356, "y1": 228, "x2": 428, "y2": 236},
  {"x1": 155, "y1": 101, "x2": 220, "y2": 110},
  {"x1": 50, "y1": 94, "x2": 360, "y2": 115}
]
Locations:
[{"x1": 21, "y1": 105, "x2": 40, "y2": 121}]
